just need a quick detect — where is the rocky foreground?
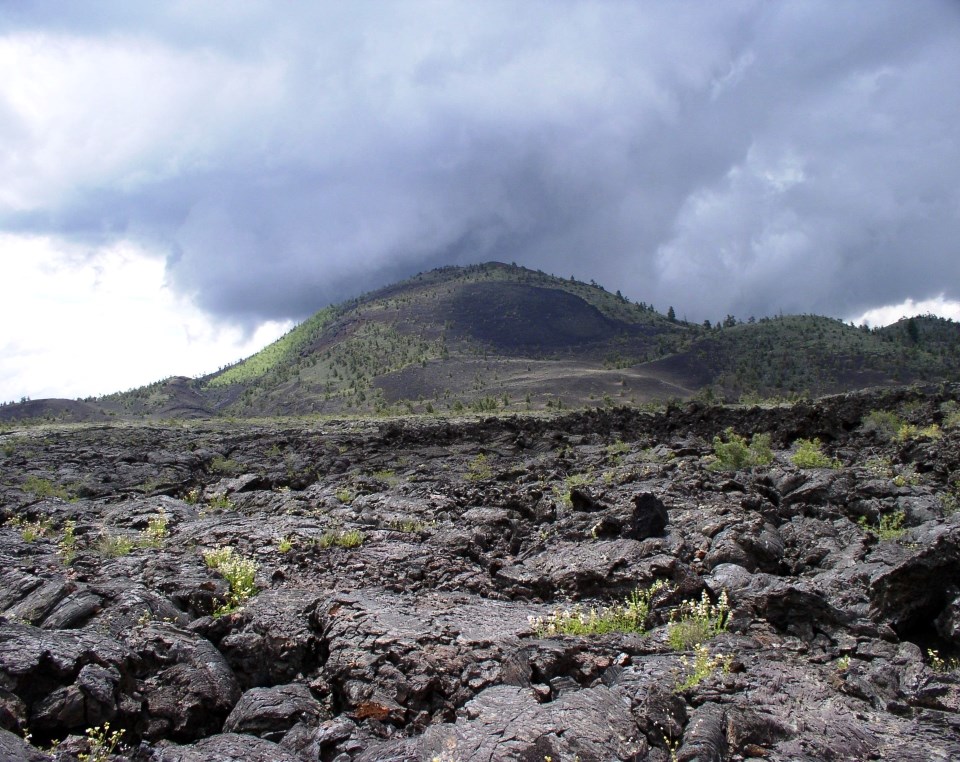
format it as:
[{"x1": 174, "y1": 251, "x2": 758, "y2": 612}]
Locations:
[{"x1": 1, "y1": 386, "x2": 960, "y2": 761}]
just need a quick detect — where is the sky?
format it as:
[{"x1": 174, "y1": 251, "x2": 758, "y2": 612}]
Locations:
[{"x1": 2, "y1": 1, "x2": 959, "y2": 402}]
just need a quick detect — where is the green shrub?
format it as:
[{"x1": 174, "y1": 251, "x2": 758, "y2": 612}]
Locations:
[
  {"x1": 465, "y1": 454, "x2": 493, "y2": 481},
  {"x1": 790, "y1": 438, "x2": 841, "y2": 469},
  {"x1": 710, "y1": 429, "x2": 773, "y2": 471},
  {"x1": 529, "y1": 581, "x2": 669, "y2": 637},
  {"x1": 942, "y1": 401, "x2": 960, "y2": 430},
  {"x1": 335, "y1": 488, "x2": 354, "y2": 505},
  {"x1": 747, "y1": 433, "x2": 775, "y2": 465},
  {"x1": 861, "y1": 410, "x2": 902, "y2": 439},
  {"x1": 203, "y1": 545, "x2": 259, "y2": 615},
  {"x1": 894, "y1": 422, "x2": 942, "y2": 442},
  {"x1": 668, "y1": 590, "x2": 730, "y2": 650},
  {"x1": 711, "y1": 430, "x2": 750, "y2": 470},
  {"x1": 858, "y1": 511, "x2": 906, "y2": 540}
]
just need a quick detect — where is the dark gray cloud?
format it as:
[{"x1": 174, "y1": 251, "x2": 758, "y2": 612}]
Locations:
[{"x1": 2, "y1": 0, "x2": 959, "y2": 326}]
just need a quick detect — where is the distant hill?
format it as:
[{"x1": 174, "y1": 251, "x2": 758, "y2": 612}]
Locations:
[{"x1": 3, "y1": 262, "x2": 959, "y2": 423}]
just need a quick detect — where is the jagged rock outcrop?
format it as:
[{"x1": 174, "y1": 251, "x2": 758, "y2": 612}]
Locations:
[{"x1": 1, "y1": 384, "x2": 959, "y2": 759}]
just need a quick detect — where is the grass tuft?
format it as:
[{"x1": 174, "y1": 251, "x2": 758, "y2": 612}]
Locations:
[
  {"x1": 667, "y1": 590, "x2": 730, "y2": 650},
  {"x1": 529, "y1": 582, "x2": 669, "y2": 637}
]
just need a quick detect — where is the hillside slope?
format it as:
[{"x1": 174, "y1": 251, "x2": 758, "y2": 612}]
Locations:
[{"x1": 3, "y1": 263, "x2": 959, "y2": 423}]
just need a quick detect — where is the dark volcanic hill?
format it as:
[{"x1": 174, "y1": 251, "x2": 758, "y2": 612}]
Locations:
[{"x1": 3, "y1": 262, "x2": 960, "y2": 422}]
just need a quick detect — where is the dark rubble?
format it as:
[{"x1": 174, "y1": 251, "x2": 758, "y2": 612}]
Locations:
[{"x1": 1, "y1": 385, "x2": 959, "y2": 761}]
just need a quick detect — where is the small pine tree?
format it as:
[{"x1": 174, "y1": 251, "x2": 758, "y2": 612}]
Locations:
[
  {"x1": 667, "y1": 306, "x2": 676, "y2": 322},
  {"x1": 907, "y1": 318, "x2": 920, "y2": 344}
]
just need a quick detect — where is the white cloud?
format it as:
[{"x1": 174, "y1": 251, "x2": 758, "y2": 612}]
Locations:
[
  {"x1": 849, "y1": 295, "x2": 960, "y2": 328},
  {"x1": 0, "y1": 234, "x2": 292, "y2": 402},
  {"x1": 0, "y1": 32, "x2": 283, "y2": 210}
]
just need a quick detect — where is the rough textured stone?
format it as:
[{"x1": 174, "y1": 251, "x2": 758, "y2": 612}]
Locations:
[
  {"x1": 223, "y1": 683, "x2": 328, "y2": 740},
  {"x1": 0, "y1": 386, "x2": 959, "y2": 759}
]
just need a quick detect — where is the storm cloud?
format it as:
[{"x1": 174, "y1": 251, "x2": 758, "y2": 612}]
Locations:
[{"x1": 3, "y1": 0, "x2": 960, "y2": 327}]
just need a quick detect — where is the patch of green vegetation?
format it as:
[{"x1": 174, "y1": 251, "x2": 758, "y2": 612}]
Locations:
[
  {"x1": 674, "y1": 644, "x2": 733, "y2": 692},
  {"x1": 859, "y1": 511, "x2": 907, "y2": 541},
  {"x1": 78, "y1": 722, "x2": 126, "y2": 762},
  {"x1": 209, "y1": 456, "x2": 243, "y2": 475},
  {"x1": 896, "y1": 422, "x2": 941, "y2": 441},
  {"x1": 552, "y1": 472, "x2": 594, "y2": 508},
  {"x1": 8, "y1": 515, "x2": 53, "y2": 542},
  {"x1": 638, "y1": 446, "x2": 669, "y2": 463},
  {"x1": 465, "y1": 453, "x2": 493, "y2": 481},
  {"x1": 892, "y1": 466, "x2": 920, "y2": 488},
  {"x1": 335, "y1": 487, "x2": 354, "y2": 505},
  {"x1": 916, "y1": 423, "x2": 943, "y2": 441},
  {"x1": 529, "y1": 582, "x2": 669, "y2": 637},
  {"x1": 207, "y1": 307, "x2": 336, "y2": 387},
  {"x1": 606, "y1": 439, "x2": 631, "y2": 457},
  {"x1": 203, "y1": 545, "x2": 259, "y2": 616},
  {"x1": 861, "y1": 410, "x2": 902, "y2": 439},
  {"x1": 941, "y1": 400, "x2": 960, "y2": 429},
  {"x1": 687, "y1": 314, "x2": 960, "y2": 399},
  {"x1": 939, "y1": 486, "x2": 960, "y2": 515},
  {"x1": 276, "y1": 535, "x2": 294, "y2": 553},
  {"x1": 389, "y1": 518, "x2": 433, "y2": 533},
  {"x1": 59, "y1": 520, "x2": 77, "y2": 564},
  {"x1": 205, "y1": 494, "x2": 234, "y2": 512},
  {"x1": 928, "y1": 649, "x2": 960, "y2": 673},
  {"x1": 667, "y1": 590, "x2": 730, "y2": 651},
  {"x1": 790, "y1": 438, "x2": 841, "y2": 469},
  {"x1": 141, "y1": 511, "x2": 169, "y2": 548},
  {"x1": 318, "y1": 528, "x2": 365, "y2": 549},
  {"x1": 738, "y1": 391, "x2": 795, "y2": 407},
  {"x1": 709, "y1": 428, "x2": 773, "y2": 471},
  {"x1": 98, "y1": 533, "x2": 136, "y2": 557},
  {"x1": 864, "y1": 455, "x2": 893, "y2": 477},
  {"x1": 566, "y1": 473, "x2": 593, "y2": 489},
  {"x1": 22, "y1": 475, "x2": 71, "y2": 500}
]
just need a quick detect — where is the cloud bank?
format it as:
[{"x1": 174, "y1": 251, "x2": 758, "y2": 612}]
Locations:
[{"x1": 1, "y1": 1, "x2": 959, "y2": 398}]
